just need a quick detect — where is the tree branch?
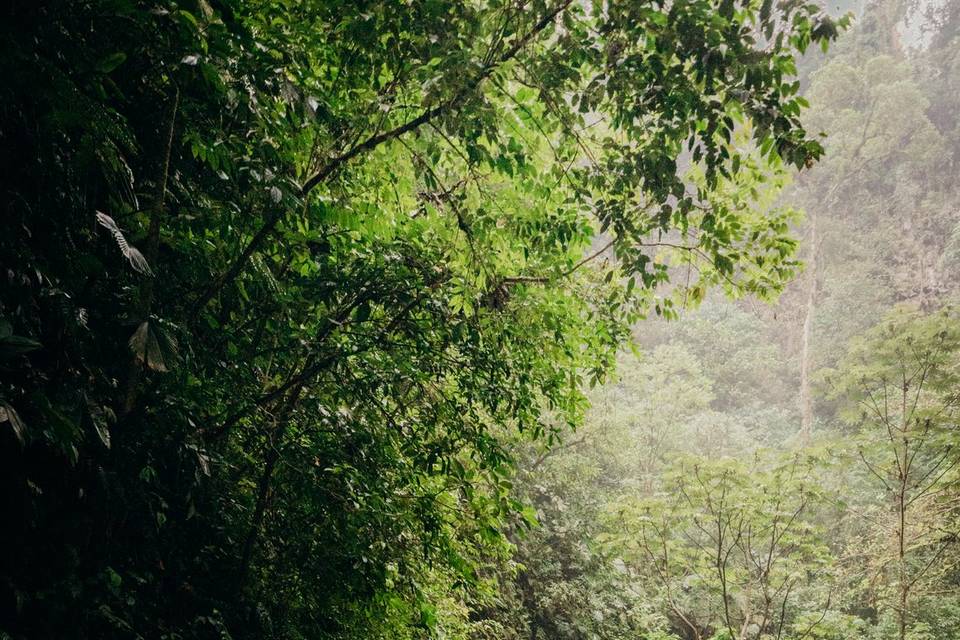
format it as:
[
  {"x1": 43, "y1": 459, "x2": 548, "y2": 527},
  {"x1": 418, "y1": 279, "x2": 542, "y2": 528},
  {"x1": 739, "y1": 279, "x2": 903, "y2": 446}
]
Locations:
[{"x1": 195, "y1": 0, "x2": 574, "y2": 314}]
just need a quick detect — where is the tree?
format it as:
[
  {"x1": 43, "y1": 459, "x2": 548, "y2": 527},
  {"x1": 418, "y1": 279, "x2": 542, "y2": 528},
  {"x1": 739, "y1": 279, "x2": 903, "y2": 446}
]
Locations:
[
  {"x1": 603, "y1": 454, "x2": 835, "y2": 640},
  {"x1": 823, "y1": 305, "x2": 960, "y2": 640}
]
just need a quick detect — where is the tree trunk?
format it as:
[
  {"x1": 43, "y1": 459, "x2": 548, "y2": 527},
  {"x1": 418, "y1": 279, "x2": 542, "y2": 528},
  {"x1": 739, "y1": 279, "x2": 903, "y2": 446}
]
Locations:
[
  {"x1": 898, "y1": 483, "x2": 908, "y2": 640},
  {"x1": 798, "y1": 212, "x2": 818, "y2": 446}
]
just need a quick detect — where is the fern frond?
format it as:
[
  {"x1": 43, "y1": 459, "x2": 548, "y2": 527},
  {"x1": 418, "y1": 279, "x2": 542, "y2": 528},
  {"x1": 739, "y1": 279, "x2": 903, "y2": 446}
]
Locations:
[{"x1": 95, "y1": 211, "x2": 153, "y2": 276}]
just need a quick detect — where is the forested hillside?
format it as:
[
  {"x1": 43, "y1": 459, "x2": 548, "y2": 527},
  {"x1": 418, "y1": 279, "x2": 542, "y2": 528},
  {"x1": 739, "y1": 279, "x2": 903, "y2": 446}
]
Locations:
[
  {"x1": 488, "y1": 1, "x2": 960, "y2": 639},
  {"x1": 0, "y1": 0, "x2": 956, "y2": 639}
]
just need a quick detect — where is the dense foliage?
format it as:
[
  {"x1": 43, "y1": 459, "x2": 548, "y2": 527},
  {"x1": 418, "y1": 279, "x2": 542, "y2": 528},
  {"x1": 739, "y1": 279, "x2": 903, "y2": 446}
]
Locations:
[{"x1": 0, "y1": 0, "x2": 849, "y2": 638}]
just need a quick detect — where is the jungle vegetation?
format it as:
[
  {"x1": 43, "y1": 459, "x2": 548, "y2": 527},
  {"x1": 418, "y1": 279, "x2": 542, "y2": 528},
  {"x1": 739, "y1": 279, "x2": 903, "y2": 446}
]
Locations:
[{"x1": 1, "y1": 0, "x2": 958, "y2": 639}]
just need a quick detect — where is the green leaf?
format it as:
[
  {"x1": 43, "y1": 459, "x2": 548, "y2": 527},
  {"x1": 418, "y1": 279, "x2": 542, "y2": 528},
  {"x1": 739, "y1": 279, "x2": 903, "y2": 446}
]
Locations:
[
  {"x1": 520, "y1": 505, "x2": 540, "y2": 528},
  {"x1": 96, "y1": 52, "x2": 127, "y2": 74},
  {"x1": 419, "y1": 602, "x2": 438, "y2": 630}
]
